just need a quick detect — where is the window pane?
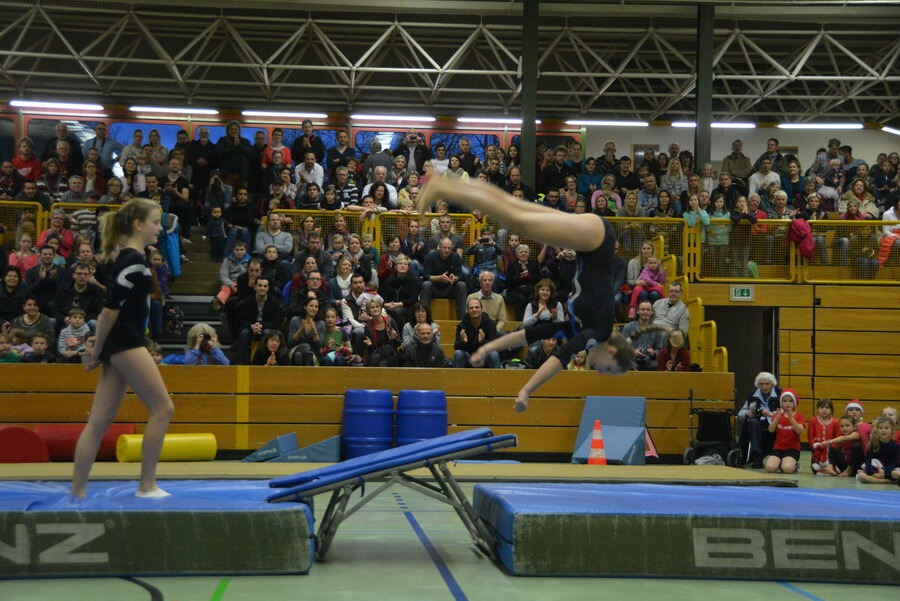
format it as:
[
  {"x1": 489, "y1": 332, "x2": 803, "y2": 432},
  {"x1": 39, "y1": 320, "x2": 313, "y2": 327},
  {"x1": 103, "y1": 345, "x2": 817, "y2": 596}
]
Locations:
[
  {"x1": 430, "y1": 133, "x2": 499, "y2": 159},
  {"x1": 198, "y1": 126, "x2": 227, "y2": 141},
  {"x1": 27, "y1": 119, "x2": 101, "y2": 159},
  {"x1": 0, "y1": 118, "x2": 14, "y2": 160},
  {"x1": 354, "y1": 131, "x2": 404, "y2": 157},
  {"x1": 109, "y1": 122, "x2": 184, "y2": 150}
]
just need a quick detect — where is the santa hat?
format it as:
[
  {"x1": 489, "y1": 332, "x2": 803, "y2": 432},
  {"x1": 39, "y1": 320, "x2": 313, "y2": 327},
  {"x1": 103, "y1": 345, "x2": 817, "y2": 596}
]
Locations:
[
  {"x1": 845, "y1": 400, "x2": 863, "y2": 413},
  {"x1": 779, "y1": 388, "x2": 798, "y2": 404}
]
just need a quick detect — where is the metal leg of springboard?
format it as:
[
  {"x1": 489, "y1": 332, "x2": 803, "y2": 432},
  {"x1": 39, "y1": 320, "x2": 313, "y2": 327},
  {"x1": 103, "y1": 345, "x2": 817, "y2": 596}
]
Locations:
[
  {"x1": 316, "y1": 485, "x2": 356, "y2": 561},
  {"x1": 432, "y1": 461, "x2": 497, "y2": 560}
]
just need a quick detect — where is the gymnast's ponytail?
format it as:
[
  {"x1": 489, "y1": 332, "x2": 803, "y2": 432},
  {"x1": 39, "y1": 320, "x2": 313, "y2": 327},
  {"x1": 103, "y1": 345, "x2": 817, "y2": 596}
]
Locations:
[{"x1": 99, "y1": 197, "x2": 160, "y2": 261}]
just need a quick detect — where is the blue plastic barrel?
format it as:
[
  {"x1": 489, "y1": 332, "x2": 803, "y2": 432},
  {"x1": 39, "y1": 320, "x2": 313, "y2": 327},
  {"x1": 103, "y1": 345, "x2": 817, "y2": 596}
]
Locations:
[
  {"x1": 341, "y1": 389, "x2": 395, "y2": 459},
  {"x1": 395, "y1": 390, "x2": 448, "y2": 446}
]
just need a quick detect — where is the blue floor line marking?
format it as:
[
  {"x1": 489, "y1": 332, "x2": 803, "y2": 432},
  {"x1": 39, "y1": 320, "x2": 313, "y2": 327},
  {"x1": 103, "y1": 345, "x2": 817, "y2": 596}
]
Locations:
[
  {"x1": 395, "y1": 493, "x2": 467, "y2": 601},
  {"x1": 778, "y1": 581, "x2": 826, "y2": 601}
]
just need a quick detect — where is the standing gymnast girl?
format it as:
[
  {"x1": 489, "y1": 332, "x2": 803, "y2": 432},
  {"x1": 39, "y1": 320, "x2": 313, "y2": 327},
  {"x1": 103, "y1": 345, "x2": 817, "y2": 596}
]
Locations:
[
  {"x1": 417, "y1": 177, "x2": 645, "y2": 412},
  {"x1": 71, "y1": 198, "x2": 175, "y2": 499}
]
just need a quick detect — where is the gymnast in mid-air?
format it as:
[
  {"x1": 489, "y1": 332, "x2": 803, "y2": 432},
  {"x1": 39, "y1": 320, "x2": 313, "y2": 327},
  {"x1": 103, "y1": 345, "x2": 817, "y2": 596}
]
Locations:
[{"x1": 417, "y1": 177, "x2": 657, "y2": 412}]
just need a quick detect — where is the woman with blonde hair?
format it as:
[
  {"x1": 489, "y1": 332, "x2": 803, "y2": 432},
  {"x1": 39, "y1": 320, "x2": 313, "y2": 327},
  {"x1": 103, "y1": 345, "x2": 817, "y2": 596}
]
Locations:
[{"x1": 183, "y1": 322, "x2": 229, "y2": 365}]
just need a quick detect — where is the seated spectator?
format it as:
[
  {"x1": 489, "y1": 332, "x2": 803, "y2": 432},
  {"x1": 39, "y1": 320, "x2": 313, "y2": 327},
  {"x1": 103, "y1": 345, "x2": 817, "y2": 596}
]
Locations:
[
  {"x1": 23, "y1": 332, "x2": 54, "y2": 363},
  {"x1": 361, "y1": 299, "x2": 401, "y2": 367},
  {"x1": 7, "y1": 232, "x2": 38, "y2": 278},
  {"x1": 52, "y1": 260, "x2": 103, "y2": 330},
  {"x1": 253, "y1": 211, "x2": 294, "y2": 260},
  {"x1": 838, "y1": 178, "x2": 879, "y2": 218},
  {"x1": 525, "y1": 337, "x2": 558, "y2": 370},
  {"x1": 466, "y1": 270, "x2": 507, "y2": 334},
  {"x1": 223, "y1": 187, "x2": 258, "y2": 258},
  {"x1": 0, "y1": 265, "x2": 27, "y2": 325},
  {"x1": 319, "y1": 307, "x2": 356, "y2": 366},
  {"x1": 294, "y1": 231, "x2": 334, "y2": 280},
  {"x1": 212, "y1": 241, "x2": 249, "y2": 312},
  {"x1": 9, "y1": 328, "x2": 31, "y2": 358},
  {"x1": 421, "y1": 237, "x2": 468, "y2": 321},
  {"x1": 616, "y1": 191, "x2": 647, "y2": 255},
  {"x1": 523, "y1": 278, "x2": 565, "y2": 327},
  {"x1": 402, "y1": 302, "x2": 441, "y2": 349},
  {"x1": 765, "y1": 389, "x2": 805, "y2": 474},
  {"x1": 10, "y1": 296, "x2": 55, "y2": 350},
  {"x1": 380, "y1": 254, "x2": 421, "y2": 327},
  {"x1": 183, "y1": 323, "x2": 229, "y2": 365},
  {"x1": 712, "y1": 172, "x2": 741, "y2": 210},
  {"x1": 737, "y1": 371, "x2": 782, "y2": 468},
  {"x1": 377, "y1": 235, "x2": 403, "y2": 282},
  {"x1": 628, "y1": 255, "x2": 666, "y2": 318},
  {"x1": 623, "y1": 300, "x2": 666, "y2": 371},
  {"x1": 657, "y1": 329, "x2": 690, "y2": 371},
  {"x1": 233, "y1": 276, "x2": 283, "y2": 364},
  {"x1": 25, "y1": 245, "x2": 62, "y2": 315},
  {"x1": 346, "y1": 234, "x2": 377, "y2": 285},
  {"x1": 56, "y1": 307, "x2": 90, "y2": 363},
  {"x1": 504, "y1": 243, "x2": 541, "y2": 319},
  {"x1": 288, "y1": 270, "x2": 332, "y2": 318},
  {"x1": 402, "y1": 322, "x2": 447, "y2": 368},
  {"x1": 591, "y1": 174, "x2": 622, "y2": 214},
  {"x1": 855, "y1": 417, "x2": 900, "y2": 484},
  {"x1": 453, "y1": 297, "x2": 500, "y2": 368},
  {"x1": 287, "y1": 297, "x2": 324, "y2": 366},
  {"x1": 567, "y1": 349, "x2": 588, "y2": 371},
  {"x1": 652, "y1": 282, "x2": 689, "y2": 337},
  {"x1": 259, "y1": 245, "x2": 291, "y2": 292},
  {"x1": 251, "y1": 330, "x2": 291, "y2": 366},
  {"x1": 0, "y1": 332, "x2": 20, "y2": 363},
  {"x1": 328, "y1": 256, "x2": 356, "y2": 303},
  {"x1": 465, "y1": 227, "x2": 501, "y2": 287}
]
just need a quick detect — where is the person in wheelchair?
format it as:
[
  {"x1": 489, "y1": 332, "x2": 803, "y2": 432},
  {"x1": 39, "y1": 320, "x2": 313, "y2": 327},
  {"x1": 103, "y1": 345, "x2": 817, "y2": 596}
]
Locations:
[{"x1": 737, "y1": 371, "x2": 782, "y2": 468}]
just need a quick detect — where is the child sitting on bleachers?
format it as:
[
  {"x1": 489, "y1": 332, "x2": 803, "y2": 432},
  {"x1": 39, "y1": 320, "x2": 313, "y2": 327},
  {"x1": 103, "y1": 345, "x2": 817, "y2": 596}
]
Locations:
[
  {"x1": 9, "y1": 328, "x2": 32, "y2": 358},
  {"x1": 22, "y1": 333, "x2": 54, "y2": 363},
  {"x1": 212, "y1": 241, "x2": 249, "y2": 312},
  {"x1": 628, "y1": 255, "x2": 666, "y2": 319},
  {"x1": 57, "y1": 308, "x2": 91, "y2": 363},
  {"x1": 0, "y1": 333, "x2": 20, "y2": 363}
]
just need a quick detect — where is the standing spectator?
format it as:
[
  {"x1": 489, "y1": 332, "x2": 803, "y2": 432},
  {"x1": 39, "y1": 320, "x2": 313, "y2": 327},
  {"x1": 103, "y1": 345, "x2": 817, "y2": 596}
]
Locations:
[
  {"x1": 661, "y1": 157, "x2": 688, "y2": 202},
  {"x1": 614, "y1": 156, "x2": 641, "y2": 197},
  {"x1": 752, "y1": 138, "x2": 787, "y2": 178},
  {"x1": 81, "y1": 123, "x2": 122, "y2": 175},
  {"x1": 291, "y1": 119, "x2": 326, "y2": 165},
  {"x1": 748, "y1": 157, "x2": 781, "y2": 198},
  {"x1": 720, "y1": 139, "x2": 752, "y2": 182},
  {"x1": 42, "y1": 122, "x2": 84, "y2": 165},
  {"x1": 838, "y1": 145, "x2": 863, "y2": 180},
  {"x1": 457, "y1": 137, "x2": 481, "y2": 177},
  {"x1": 737, "y1": 372, "x2": 782, "y2": 468},
  {"x1": 453, "y1": 297, "x2": 500, "y2": 368},
  {"x1": 394, "y1": 130, "x2": 431, "y2": 175},
  {"x1": 326, "y1": 130, "x2": 355, "y2": 180},
  {"x1": 541, "y1": 145, "x2": 574, "y2": 194},
  {"x1": 216, "y1": 120, "x2": 253, "y2": 190},
  {"x1": 262, "y1": 127, "x2": 292, "y2": 168},
  {"x1": 808, "y1": 398, "x2": 841, "y2": 474},
  {"x1": 187, "y1": 127, "x2": 218, "y2": 203}
]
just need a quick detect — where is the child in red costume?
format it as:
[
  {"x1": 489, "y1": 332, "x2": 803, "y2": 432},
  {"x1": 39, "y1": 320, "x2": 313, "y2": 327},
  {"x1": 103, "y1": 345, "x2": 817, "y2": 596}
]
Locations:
[
  {"x1": 807, "y1": 398, "x2": 840, "y2": 474},
  {"x1": 765, "y1": 388, "x2": 805, "y2": 474}
]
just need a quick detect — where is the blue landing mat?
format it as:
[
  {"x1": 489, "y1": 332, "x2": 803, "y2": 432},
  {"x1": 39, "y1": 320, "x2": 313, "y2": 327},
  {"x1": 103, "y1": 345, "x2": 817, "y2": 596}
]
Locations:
[
  {"x1": 0, "y1": 480, "x2": 314, "y2": 578},
  {"x1": 474, "y1": 483, "x2": 900, "y2": 583}
]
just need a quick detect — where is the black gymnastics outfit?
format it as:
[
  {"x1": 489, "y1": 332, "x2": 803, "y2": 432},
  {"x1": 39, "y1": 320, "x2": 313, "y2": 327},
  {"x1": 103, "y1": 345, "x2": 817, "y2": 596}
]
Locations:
[
  {"x1": 523, "y1": 217, "x2": 617, "y2": 364},
  {"x1": 98, "y1": 248, "x2": 152, "y2": 362}
]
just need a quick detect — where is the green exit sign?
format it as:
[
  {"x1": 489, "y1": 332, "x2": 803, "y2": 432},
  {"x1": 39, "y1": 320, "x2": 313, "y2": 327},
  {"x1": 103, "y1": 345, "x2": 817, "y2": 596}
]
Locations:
[{"x1": 730, "y1": 285, "x2": 755, "y2": 301}]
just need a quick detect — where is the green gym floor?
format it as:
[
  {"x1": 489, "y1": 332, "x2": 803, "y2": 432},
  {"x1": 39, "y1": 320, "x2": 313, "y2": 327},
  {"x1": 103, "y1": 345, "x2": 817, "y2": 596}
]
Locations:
[{"x1": 1, "y1": 461, "x2": 895, "y2": 601}]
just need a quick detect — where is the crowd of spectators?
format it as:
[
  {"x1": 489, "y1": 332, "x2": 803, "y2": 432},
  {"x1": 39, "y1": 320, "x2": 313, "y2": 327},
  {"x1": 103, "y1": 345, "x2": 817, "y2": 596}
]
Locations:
[{"x1": 1, "y1": 120, "x2": 898, "y2": 368}]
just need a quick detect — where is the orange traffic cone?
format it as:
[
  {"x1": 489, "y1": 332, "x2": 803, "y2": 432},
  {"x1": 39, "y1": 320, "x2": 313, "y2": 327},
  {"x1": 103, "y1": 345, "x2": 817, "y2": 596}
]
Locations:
[{"x1": 587, "y1": 419, "x2": 607, "y2": 465}]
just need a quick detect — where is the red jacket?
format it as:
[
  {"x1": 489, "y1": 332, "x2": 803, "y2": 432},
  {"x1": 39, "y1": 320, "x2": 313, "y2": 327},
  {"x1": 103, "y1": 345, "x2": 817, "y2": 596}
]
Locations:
[
  {"x1": 13, "y1": 155, "x2": 42, "y2": 180},
  {"x1": 789, "y1": 218, "x2": 814, "y2": 260}
]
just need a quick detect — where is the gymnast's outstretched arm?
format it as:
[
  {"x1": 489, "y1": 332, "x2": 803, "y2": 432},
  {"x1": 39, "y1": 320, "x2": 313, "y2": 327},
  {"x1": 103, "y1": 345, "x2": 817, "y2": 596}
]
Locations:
[{"x1": 417, "y1": 177, "x2": 607, "y2": 253}]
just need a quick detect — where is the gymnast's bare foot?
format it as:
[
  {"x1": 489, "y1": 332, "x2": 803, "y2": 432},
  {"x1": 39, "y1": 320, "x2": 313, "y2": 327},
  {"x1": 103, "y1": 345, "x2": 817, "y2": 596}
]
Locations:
[
  {"x1": 470, "y1": 347, "x2": 487, "y2": 367},
  {"x1": 514, "y1": 392, "x2": 529, "y2": 413}
]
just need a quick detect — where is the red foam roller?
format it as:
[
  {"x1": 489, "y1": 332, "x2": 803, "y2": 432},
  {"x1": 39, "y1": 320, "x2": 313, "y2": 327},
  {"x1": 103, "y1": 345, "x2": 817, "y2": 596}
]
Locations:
[
  {"x1": 0, "y1": 426, "x2": 50, "y2": 463},
  {"x1": 33, "y1": 423, "x2": 136, "y2": 462}
]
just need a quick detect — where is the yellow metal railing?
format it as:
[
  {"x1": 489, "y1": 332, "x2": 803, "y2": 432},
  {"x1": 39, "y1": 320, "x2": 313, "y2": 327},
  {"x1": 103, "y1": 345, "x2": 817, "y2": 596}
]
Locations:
[
  {"x1": 800, "y1": 219, "x2": 900, "y2": 284},
  {"x1": 0, "y1": 201, "x2": 44, "y2": 247}
]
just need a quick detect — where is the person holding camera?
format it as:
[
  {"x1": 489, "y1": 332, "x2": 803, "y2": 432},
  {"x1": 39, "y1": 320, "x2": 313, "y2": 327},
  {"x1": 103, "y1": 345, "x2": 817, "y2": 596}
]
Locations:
[
  {"x1": 464, "y1": 227, "x2": 501, "y2": 292},
  {"x1": 737, "y1": 371, "x2": 782, "y2": 468},
  {"x1": 183, "y1": 323, "x2": 229, "y2": 365}
]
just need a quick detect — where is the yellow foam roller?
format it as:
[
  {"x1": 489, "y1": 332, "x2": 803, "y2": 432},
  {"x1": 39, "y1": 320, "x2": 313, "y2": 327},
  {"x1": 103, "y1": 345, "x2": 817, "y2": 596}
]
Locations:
[{"x1": 116, "y1": 433, "x2": 217, "y2": 463}]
